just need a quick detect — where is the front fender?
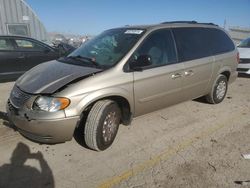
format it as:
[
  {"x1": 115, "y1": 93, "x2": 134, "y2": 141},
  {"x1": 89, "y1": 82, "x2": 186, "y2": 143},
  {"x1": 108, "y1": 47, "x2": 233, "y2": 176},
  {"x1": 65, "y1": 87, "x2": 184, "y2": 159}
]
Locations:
[{"x1": 64, "y1": 87, "x2": 134, "y2": 117}]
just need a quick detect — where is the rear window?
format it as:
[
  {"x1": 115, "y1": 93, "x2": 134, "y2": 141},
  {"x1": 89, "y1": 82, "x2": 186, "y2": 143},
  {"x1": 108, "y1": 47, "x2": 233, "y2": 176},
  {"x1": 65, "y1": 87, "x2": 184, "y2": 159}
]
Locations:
[{"x1": 173, "y1": 27, "x2": 235, "y2": 62}]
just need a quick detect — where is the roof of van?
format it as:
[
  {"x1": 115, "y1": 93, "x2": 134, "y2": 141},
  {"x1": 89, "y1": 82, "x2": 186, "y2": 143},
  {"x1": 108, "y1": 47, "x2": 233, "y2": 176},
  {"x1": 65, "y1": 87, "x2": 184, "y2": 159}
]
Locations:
[{"x1": 119, "y1": 21, "x2": 220, "y2": 30}]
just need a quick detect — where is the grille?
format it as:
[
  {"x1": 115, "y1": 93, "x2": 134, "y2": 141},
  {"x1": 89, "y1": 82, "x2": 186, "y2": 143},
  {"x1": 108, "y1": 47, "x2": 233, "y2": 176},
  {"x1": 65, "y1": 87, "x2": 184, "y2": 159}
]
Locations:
[
  {"x1": 10, "y1": 85, "x2": 32, "y2": 108},
  {"x1": 239, "y1": 58, "x2": 250, "y2": 64}
]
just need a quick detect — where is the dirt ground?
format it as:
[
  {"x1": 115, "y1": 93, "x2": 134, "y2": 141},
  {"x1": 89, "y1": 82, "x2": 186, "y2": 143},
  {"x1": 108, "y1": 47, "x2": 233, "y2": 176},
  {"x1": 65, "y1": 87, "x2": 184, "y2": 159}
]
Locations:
[{"x1": 0, "y1": 76, "x2": 250, "y2": 188}]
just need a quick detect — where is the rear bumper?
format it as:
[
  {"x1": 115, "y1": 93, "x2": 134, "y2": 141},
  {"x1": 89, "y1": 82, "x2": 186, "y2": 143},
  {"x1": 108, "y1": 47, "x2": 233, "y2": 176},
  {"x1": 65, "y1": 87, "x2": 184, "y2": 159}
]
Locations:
[{"x1": 7, "y1": 101, "x2": 80, "y2": 144}]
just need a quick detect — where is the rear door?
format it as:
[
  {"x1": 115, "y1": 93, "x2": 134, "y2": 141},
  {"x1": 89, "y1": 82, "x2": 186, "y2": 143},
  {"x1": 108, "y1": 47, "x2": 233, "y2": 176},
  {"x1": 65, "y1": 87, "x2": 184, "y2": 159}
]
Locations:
[
  {"x1": 172, "y1": 27, "x2": 214, "y2": 100},
  {"x1": 131, "y1": 29, "x2": 185, "y2": 116},
  {"x1": 0, "y1": 38, "x2": 24, "y2": 80}
]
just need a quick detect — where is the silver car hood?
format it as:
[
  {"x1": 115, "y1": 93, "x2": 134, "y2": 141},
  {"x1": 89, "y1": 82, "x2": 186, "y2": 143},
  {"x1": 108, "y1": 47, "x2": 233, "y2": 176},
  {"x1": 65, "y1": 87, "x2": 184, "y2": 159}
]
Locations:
[{"x1": 16, "y1": 60, "x2": 102, "y2": 94}]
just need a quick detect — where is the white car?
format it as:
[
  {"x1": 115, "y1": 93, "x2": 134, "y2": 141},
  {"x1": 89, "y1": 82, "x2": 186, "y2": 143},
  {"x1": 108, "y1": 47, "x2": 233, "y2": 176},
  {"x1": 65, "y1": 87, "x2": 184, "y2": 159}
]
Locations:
[{"x1": 237, "y1": 37, "x2": 250, "y2": 74}]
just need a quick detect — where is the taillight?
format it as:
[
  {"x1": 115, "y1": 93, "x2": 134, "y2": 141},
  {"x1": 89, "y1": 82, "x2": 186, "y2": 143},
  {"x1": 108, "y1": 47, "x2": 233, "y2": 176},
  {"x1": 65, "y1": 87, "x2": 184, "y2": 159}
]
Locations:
[{"x1": 237, "y1": 52, "x2": 240, "y2": 64}]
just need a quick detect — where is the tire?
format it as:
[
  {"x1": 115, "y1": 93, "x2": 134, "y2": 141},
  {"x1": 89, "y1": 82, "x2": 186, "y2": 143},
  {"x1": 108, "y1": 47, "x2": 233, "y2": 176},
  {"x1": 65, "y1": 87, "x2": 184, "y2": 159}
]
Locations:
[
  {"x1": 84, "y1": 100, "x2": 121, "y2": 151},
  {"x1": 205, "y1": 74, "x2": 228, "y2": 104}
]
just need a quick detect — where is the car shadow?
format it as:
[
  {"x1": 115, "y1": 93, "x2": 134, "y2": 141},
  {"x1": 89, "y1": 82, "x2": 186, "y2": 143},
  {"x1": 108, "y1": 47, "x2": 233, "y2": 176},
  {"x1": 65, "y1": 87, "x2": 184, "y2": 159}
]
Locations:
[
  {"x1": 0, "y1": 111, "x2": 17, "y2": 131},
  {"x1": 0, "y1": 142, "x2": 55, "y2": 188},
  {"x1": 194, "y1": 96, "x2": 233, "y2": 104},
  {"x1": 193, "y1": 96, "x2": 210, "y2": 104}
]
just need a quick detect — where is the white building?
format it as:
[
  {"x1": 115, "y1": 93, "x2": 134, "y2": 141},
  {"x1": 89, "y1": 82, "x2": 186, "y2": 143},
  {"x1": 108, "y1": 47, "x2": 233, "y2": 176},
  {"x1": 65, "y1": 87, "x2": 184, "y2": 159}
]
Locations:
[
  {"x1": 0, "y1": 0, "x2": 48, "y2": 41},
  {"x1": 229, "y1": 26, "x2": 250, "y2": 44}
]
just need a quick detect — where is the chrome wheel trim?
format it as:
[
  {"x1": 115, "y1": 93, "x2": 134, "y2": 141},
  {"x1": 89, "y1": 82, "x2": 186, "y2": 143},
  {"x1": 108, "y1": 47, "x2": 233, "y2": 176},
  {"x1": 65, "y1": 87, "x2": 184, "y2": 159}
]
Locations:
[
  {"x1": 102, "y1": 111, "x2": 117, "y2": 143},
  {"x1": 216, "y1": 80, "x2": 226, "y2": 100}
]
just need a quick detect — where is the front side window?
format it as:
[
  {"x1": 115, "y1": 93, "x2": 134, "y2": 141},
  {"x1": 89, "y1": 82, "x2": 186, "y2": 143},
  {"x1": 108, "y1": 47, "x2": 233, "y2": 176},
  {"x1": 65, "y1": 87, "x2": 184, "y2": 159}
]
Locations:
[
  {"x1": 131, "y1": 29, "x2": 177, "y2": 68},
  {"x1": 14, "y1": 39, "x2": 45, "y2": 51},
  {"x1": 66, "y1": 28, "x2": 145, "y2": 68},
  {"x1": 0, "y1": 39, "x2": 14, "y2": 50}
]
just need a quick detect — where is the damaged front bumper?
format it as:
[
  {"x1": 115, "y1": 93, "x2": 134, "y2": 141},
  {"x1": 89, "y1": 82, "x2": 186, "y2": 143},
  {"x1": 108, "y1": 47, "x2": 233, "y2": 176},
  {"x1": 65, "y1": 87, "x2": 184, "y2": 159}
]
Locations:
[{"x1": 7, "y1": 100, "x2": 80, "y2": 143}]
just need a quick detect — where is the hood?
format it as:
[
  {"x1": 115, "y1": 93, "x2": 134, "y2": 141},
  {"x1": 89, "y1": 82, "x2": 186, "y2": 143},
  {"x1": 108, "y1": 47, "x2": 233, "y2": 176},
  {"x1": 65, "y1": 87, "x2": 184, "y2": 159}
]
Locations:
[
  {"x1": 238, "y1": 47, "x2": 250, "y2": 59},
  {"x1": 16, "y1": 60, "x2": 101, "y2": 94}
]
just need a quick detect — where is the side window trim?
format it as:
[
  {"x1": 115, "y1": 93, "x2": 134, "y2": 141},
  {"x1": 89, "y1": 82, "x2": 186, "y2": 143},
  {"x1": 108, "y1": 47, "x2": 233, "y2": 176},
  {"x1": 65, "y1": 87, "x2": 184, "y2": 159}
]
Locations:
[{"x1": 170, "y1": 29, "x2": 179, "y2": 63}]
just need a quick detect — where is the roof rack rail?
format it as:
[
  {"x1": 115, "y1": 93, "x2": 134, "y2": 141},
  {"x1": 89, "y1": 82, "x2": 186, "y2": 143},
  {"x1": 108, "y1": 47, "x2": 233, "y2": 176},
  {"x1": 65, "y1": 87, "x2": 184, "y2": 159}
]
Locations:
[
  {"x1": 161, "y1": 21, "x2": 197, "y2": 24},
  {"x1": 198, "y1": 22, "x2": 218, "y2": 26},
  {"x1": 161, "y1": 21, "x2": 218, "y2": 26}
]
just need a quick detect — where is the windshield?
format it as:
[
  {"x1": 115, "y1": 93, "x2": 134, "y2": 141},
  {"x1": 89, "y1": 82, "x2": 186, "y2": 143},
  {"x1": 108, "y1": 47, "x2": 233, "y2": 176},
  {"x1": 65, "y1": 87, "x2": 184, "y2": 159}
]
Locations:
[
  {"x1": 64, "y1": 28, "x2": 145, "y2": 68},
  {"x1": 238, "y1": 38, "x2": 250, "y2": 48}
]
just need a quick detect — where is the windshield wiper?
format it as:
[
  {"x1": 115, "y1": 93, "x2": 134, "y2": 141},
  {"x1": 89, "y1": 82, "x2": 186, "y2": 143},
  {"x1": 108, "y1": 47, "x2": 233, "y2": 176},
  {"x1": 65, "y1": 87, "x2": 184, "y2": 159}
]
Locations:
[{"x1": 68, "y1": 55, "x2": 99, "y2": 67}]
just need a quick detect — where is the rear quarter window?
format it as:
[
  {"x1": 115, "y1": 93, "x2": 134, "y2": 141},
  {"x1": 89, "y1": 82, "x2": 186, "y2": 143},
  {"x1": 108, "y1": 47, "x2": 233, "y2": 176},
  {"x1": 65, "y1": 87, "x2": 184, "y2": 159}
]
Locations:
[
  {"x1": 209, "y1": 29, "x2": 235, "y2": 54},
  {"x1": 173, "y1": 27, "x2": 235, "y2": 62},
  {"x1": 0, "y1": 39, "x2": 14, "y2": 50}
]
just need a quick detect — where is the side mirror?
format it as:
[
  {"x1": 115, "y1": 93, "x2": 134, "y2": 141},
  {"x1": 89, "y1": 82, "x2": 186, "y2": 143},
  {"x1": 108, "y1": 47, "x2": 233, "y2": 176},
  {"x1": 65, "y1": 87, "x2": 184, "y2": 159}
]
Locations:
[
  {"x1": 44, "y1": 48, "x2": 51, "y2": 54},
  {"x1": 130, "y1": 55, "x2": 152, "y2": 71},
  {"x1": 57, "y1": 44, "x2": 67, "y2": 56}
]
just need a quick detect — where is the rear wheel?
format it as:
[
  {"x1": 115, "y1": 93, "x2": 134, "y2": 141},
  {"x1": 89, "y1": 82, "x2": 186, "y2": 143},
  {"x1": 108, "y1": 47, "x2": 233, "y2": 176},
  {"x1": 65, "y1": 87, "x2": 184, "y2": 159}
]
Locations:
[
  {"x1": 84, "y1": 100, "x2": 121, "y2": 151},
  {"x1": 205, "y1": 74, "x2": 228, "y2": 104}
]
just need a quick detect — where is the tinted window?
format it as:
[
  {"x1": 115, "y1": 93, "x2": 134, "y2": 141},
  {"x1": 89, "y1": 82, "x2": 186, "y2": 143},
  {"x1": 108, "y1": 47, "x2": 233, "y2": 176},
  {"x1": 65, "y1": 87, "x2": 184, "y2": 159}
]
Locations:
[
  {"x1": 0, "y1": 39, "x2": 14, "y2": 50},
  {"x1": 173, "y1": 27, "x2": 235, "y2": 62},
  {"x1": 173, "y1": 28, "x2": 212, "y2": 62},
  {"x1": 132, "y1": 29, "x2": 177, "y2": 67},
  {"x1": 209, "y1": 29, "x2": 235, "y2": 54},
  {"x1": 14, "y1": 39, "x2": 45, "y2": 51}
]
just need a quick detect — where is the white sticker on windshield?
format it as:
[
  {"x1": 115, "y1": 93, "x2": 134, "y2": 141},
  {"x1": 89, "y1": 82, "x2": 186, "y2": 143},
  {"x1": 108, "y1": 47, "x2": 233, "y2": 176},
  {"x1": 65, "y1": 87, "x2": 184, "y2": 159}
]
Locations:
[{"x1": 124, "y1": 30, "x2": 144, "y2": 34}]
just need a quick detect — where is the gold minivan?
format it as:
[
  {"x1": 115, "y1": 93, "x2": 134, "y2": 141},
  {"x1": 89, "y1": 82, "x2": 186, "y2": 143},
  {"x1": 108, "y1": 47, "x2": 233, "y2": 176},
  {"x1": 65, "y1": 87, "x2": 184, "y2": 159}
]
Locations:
[{"x1": 7, "y1": 21, "x2": 238, "y2": 151}]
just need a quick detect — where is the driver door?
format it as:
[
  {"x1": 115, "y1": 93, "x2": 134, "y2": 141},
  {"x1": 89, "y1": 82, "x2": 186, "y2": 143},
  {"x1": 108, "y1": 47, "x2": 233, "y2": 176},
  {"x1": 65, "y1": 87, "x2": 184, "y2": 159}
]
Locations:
[{"x1": 13, "y1": 38, "x2": 58, "y2": 72}]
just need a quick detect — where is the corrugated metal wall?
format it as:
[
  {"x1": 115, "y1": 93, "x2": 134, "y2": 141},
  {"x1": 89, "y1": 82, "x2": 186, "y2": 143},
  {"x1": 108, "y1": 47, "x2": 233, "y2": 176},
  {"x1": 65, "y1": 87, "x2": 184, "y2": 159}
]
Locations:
[
  {"x1": 229, "y1": 26, "x2": 250, "y2": 44},
  {"x1": 0, "y1": 0, "x2": 48, "y2": 41}
]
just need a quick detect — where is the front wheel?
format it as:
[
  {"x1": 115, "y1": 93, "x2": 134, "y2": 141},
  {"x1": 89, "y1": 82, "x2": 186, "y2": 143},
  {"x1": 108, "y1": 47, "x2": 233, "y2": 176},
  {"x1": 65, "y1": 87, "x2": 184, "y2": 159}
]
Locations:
[
  {"x1": 84, "y1": 100, "x2": 121, "y2": 151},
  {"x1": 205, "y1": 74, "x2": 228, "y2": 104}
]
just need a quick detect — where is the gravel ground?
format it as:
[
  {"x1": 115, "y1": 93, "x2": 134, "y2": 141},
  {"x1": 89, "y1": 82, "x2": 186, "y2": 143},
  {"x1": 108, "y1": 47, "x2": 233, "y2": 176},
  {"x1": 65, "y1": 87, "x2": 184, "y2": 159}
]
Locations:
[{"x1": 0, "y1": 76, "x2": 249, "y2": 188}]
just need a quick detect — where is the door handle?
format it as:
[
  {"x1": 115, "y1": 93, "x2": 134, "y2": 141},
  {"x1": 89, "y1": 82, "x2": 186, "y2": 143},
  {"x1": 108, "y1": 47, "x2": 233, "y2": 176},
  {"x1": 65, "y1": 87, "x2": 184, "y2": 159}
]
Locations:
[
  {"x1": 17, "y1": 55, "x2": 25, "y2": 59},
  {"x1": 184, "y1": 70, "x2": 194, "y2": 76},
  {"x1": 171, "y1": 73, "x2": 182, "y2": 79}
]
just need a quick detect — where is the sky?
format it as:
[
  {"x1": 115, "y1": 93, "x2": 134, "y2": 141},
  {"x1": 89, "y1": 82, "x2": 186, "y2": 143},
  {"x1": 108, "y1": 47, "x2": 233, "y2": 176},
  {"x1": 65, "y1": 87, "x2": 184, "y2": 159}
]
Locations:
[{"x1": 25, "y1": 0, "x2": 250, "y2": 35}]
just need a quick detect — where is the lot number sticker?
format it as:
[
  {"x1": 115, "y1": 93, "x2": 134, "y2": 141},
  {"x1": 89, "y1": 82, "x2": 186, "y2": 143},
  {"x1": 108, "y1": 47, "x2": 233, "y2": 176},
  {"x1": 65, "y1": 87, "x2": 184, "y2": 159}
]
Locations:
[{"x1": 125, "y1": 30, "x2": 144, "y2": 34}]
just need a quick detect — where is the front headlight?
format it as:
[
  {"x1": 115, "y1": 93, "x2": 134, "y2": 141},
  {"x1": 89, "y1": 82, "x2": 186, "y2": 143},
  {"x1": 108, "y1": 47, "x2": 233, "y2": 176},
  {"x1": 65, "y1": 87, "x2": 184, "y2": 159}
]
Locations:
[{"x1": 33, "y1": 96, "x2": 70, "y2": 112}]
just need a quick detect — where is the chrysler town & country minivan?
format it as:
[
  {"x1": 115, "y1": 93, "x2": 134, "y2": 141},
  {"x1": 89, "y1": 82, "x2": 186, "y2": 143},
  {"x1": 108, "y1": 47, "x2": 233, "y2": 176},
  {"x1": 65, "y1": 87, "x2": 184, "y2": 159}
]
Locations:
[{"x1": 7, "y1": 21, "x2": 238, "y2": 151}]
